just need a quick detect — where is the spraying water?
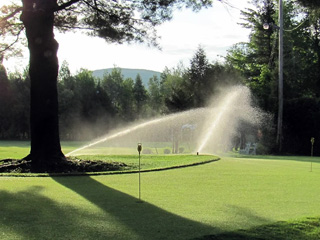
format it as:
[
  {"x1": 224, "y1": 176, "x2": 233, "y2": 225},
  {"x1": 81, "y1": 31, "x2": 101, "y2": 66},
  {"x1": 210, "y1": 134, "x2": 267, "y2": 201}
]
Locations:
[
  {"x1": 66, "y1": 86, "x2": 264, "y2": 156},
  {"x1": 195, "y1": 86, "x2": 262, "y2": 154},
  {"x1": 197, "y1": 89, "x2": 240, "y2": 153},
  {"x1": 66, "y1": 108, "x2": 206, "y2": 156}
]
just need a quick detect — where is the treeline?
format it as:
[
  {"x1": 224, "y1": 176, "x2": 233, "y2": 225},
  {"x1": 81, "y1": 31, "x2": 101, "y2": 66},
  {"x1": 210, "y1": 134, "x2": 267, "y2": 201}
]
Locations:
[
  {"x1": 1, "y1": 0, "x2": 320, "y2": 155},
  {"x1": 0, "y1": 49, "x2": 241, "y2": 141}
]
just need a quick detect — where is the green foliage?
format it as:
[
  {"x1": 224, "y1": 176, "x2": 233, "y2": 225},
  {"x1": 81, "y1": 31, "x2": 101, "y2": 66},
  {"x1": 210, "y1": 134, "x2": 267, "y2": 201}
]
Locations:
[
  {"x1": 58, "y1": 67, "x2": 115, "y2": 140},
  {"x1": 133, "y1": 74, "x2": 148, "y2": 118},
  {"x1": 187, "y1": 46, "x2": 211, "y2": 107},
  {"x1": 162, "y1": 48, "x2": 243, "y2": 112},
  {"x1": 297, "y1": 0, "x2": 320, "y2": 9},
  {"x1": 226, "y1": 0, "x2": 278, "y2": 112},
  {"x1": 147, "y1": 75, "x2": 164, "y2": 116},
  {"x1": 283, "y1": 97, "x2": 320, "y2": 155},
  {"x1": 163, "y1": 148, "x2": 171, "y2": 154},
  {"x1": 226, "y1": 0, "x2": 320, "y2": 155},
  {"x1": 0, "y1": 0, "x2": 213, "y2": 58},
  {"x1": 0, "y1": 68, "x2": 30, "y2": 139},
  {"x1": 142, "y1": 148, "x2": 152, "y2": 154}
]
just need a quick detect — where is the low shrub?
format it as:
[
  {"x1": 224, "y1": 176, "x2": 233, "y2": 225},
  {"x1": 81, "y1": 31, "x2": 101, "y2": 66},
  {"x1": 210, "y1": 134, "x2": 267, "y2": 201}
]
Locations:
[
  {"x1": 142, "y1": 148, "x2": 152, "y2": 154},
  {"x1": 163, "y1": 149, "x2": 171, "y2": 154}
]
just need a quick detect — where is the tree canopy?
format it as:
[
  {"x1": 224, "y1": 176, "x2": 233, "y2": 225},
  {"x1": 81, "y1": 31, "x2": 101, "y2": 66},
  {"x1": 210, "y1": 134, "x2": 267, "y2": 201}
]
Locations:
[
  {"x1": 0, "y1": 0, "x2": 213, "y2": 55},
  {"x1": 0, "y1": 0, "x2": 215, "y2": 172}
]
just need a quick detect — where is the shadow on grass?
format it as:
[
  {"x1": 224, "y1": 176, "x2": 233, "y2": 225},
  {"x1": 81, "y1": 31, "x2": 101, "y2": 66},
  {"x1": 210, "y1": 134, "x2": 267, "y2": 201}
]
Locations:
[
  {"x1": 0, "y1": 176, "x2": 217, "y2": 240},
  {"x1": 0, "y1": 186, "x2": 96, "y2": 239},
  {"x1": 3, "y1": 175, "x2": 316, "y2": 240},
  {"x1": 193, "y1": 217, "x2": 320, "y2": 240},
  {"x1": 51, "y1": 176, "x2": 217, "y2": 239},
  {"x1": 231, "y1": 154, "x2": 320, "y2": 164}
]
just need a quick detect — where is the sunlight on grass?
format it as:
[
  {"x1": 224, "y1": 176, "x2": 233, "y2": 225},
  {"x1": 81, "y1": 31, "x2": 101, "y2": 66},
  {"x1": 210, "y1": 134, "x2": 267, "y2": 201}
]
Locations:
[{"x1": 1, "y1": 154, "x2": 320, "y2": 239}]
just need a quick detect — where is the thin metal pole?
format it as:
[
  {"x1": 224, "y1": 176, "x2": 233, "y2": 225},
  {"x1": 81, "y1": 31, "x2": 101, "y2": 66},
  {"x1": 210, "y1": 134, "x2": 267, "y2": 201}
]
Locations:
[
  {"x1": 311, "y1": 138, "x2": 315, "y2": 172},
  {"x1": 137, "y1": 143, "x2": 142, "y2": 203},
  {"x1": 277, "y1": 0, "x2": 284, "y2": 153},
  {"x1": 139, "y1": 152, "x2": 141, "y2": 201},
  {"x1": 310, "y1": 151, "x2": 313, "y2": 172}
]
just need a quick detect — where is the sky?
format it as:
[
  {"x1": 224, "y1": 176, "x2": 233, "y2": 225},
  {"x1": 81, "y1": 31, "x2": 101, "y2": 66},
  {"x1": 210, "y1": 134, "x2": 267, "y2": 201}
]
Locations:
[{"x1": 1, "y1": 0, "x2": 254, "y2": 74}]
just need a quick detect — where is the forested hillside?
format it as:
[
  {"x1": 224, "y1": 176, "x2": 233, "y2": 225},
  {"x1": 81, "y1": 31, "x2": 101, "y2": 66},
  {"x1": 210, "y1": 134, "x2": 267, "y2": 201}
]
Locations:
[{"x1": 92, "y1": 68, "x2": 161, "y2": 87}]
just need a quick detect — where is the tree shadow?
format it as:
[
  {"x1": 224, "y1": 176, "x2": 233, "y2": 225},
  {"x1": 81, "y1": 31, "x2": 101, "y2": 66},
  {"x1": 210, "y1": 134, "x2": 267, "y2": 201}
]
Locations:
[
  {"x1": 233, "y1": 154, "x2": 320, "y2": 165},
  {"x1": 51, "y1": 175, "x2": 218, "y2": 239},
  {"x1": 193, "y1": 216, "x2": 320, "y2": 240},
  {"x1": 1, "y1": 176, "x2": 219, "y2": 239},
  {"x1": 0, "y1": 186, "x2": 104, "y2": 239},
  {"x1": 2, "y1": 175, "x2": 309, "y2": 240}
]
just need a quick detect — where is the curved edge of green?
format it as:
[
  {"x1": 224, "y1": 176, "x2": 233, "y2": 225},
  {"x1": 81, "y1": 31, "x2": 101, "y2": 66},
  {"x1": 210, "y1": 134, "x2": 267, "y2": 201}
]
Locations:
[{"x1": 0, "y1": 156, "x2": 220, "y2": 177}]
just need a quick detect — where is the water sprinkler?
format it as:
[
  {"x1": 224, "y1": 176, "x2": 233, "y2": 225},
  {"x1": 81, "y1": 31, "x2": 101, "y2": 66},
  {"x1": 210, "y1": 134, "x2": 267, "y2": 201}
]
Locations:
[
  {"x1": 137, "y1": 143, "x2": 142, "y2": 153},
  {"x1": 137, "y1": 143, "x2": 143, "y2": 202}
]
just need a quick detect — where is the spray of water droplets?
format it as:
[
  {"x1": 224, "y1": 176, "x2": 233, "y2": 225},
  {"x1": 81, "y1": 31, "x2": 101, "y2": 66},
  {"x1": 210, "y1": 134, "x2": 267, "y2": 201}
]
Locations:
[{"x1": 66, "y1": 86, "x2": 265, "y2": 156}]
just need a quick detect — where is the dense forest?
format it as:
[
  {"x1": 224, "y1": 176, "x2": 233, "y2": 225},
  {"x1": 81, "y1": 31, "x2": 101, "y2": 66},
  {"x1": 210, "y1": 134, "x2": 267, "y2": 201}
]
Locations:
[{"x1": 1, "y1": 0, "x2": 320, "y2": 155}]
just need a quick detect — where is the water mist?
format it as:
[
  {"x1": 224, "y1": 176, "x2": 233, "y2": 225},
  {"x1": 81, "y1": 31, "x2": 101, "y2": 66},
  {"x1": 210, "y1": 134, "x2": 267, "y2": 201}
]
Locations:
[{"x1": 66, "y1": 86, "x2": 264, "y2": 156}]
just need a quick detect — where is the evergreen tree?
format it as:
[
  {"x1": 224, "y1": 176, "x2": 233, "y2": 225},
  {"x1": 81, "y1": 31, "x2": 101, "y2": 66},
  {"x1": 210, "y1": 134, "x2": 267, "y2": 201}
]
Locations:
[
  {"x1": 102, "y1": 67, "x2": 124, "y2": 113},
  {"x1": 121, "y1": 78, "x2": 135, "y2": 121},
  {"x1": 226, "y1": 0, "x2": 320, "y2": 154},
  {"x1": 187, "y1": 46, "x2": 211, "y2": 107},
  {"x1": 133, "y1": 74, "x2": 148, "y2": 118},
  {"x1": 148, "y1": 75, "x2": 163, "y2": 116},
  {"x1": 226, "y1": 0, "x2": 277, "y2": 112},
  {"x1": 0, "y1": 56, "x2": 11, "y2": 138},
  {"x1": 161, "y1": 63, "x2": 192, "y2": 112}
]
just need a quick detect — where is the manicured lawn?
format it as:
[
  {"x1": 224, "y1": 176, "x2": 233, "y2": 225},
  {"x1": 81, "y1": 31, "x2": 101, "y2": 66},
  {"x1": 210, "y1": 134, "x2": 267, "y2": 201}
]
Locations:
[
  {"x1": 0, "y1": 140, "x2": 86, "y2": 159},
  {"x1": 0, "y1": 141, "x2": 217, "y2": 173},
  {"x1": 1, "y1": 149, "x2": 320, "y2": 239},
  {"x1": 0, "y1": 141, "x2": 31, "y2": 159},
  {"x1": 72, "y1": 154, "x2": 217, "y2": 172}
]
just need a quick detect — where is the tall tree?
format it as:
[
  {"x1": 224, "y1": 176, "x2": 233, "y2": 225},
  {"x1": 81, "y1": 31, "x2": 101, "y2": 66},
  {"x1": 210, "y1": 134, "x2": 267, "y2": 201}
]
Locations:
[
  {"x1": 226, "y1": 0, "x2": 277, "y2": 112},
  {"x1": 102, "y1": 67, "x2": 124, "y2": 113},
  {"x1": 296, "y1": 0, "x2": 320, "y2": 9},
  {"x1": 227, "y1": 0, "x2": 320, "y2": 154},
  {"x1": 121, "y1": 78, "x2": 135, "y2": 121},
  {"x1": 0, "y1": 56, "x2": 11, "y2": 139},
  {"x1": 161, "y1": 64, "x2": 192, "y2": 112},
  {"x1": 133, "y1": 74, "x2": 148, "y2": 118},
  {"x1": 147, "y1": 75, "x2": 163, "y2": 116},
  {"x1": 187, "y1": 46, "x2": 211, "y2": 107},
  {"x1": 0, "y1": 0, "x2": 213, "y2": 172}
]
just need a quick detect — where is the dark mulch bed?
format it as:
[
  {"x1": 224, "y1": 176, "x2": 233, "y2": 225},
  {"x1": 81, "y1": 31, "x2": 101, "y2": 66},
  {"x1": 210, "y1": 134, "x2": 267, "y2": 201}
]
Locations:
[{"x1": 0, "y1": 158, "x2": 128, "y2": 174}]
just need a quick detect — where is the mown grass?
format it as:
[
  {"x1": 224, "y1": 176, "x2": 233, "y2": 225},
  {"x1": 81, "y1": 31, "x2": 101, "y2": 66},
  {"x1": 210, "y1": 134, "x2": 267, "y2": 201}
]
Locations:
[
  {"x1": 0, "y1": 141, "x2": 217, "y2": 174},
  {"x1": 72, "y1": 154, "x2": 217, "y2": 172},
  {"x1": 1, "y1": 141, "x2": 320, "y2": 239},
  {"x1": 195, "y1": 217, "x2": 320, "y2": 239},
  {"x1": 0, "y1": 140, "x2": 86, "y2": 160}
]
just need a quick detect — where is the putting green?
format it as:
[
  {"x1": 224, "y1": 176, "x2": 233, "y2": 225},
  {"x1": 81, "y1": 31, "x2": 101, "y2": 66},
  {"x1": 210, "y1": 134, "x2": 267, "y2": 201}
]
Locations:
[{"x1": 1, "y1": 156, "x2": 320, "y2": 239}]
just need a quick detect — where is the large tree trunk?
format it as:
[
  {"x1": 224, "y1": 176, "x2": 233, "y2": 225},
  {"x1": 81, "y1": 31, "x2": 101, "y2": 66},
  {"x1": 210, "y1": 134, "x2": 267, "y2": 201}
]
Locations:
[{"x1": 21, "y1": 0, "x2": 65, "y2": 172}]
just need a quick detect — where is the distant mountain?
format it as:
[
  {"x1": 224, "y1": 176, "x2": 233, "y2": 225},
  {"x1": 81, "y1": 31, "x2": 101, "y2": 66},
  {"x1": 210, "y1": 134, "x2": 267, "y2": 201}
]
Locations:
[{"x1": 92, "y1": 68, "x2": 161, "y2": 86}]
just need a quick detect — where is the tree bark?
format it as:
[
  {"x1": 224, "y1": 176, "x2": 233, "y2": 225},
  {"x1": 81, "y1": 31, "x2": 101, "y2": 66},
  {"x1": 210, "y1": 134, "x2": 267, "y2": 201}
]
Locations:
[{"x1": 21, "y1": 0, "x2": 65, "y2": 172}]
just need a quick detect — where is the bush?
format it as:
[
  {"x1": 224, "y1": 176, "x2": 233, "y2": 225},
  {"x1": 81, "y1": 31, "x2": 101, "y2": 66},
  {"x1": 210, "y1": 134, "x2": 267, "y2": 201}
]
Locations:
[
  {"x1": 179, "y1": 147, "x2": 184, "y2": 153},
  {"x1": 256, "y1": 143, "x2": 269, "y2": 155},
  {"x1": 163, "y1": 149, "x2": 171, "y2": 154},
  {"x1": 142, "y1": 148, "x2": 152, "y2": 154}
]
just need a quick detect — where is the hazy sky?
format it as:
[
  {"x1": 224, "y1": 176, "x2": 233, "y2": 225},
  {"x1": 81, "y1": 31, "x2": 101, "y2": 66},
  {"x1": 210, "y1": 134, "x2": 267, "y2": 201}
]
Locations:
[{"x1": 1, "y1": 0, "x2": 254, "y2": 74}]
